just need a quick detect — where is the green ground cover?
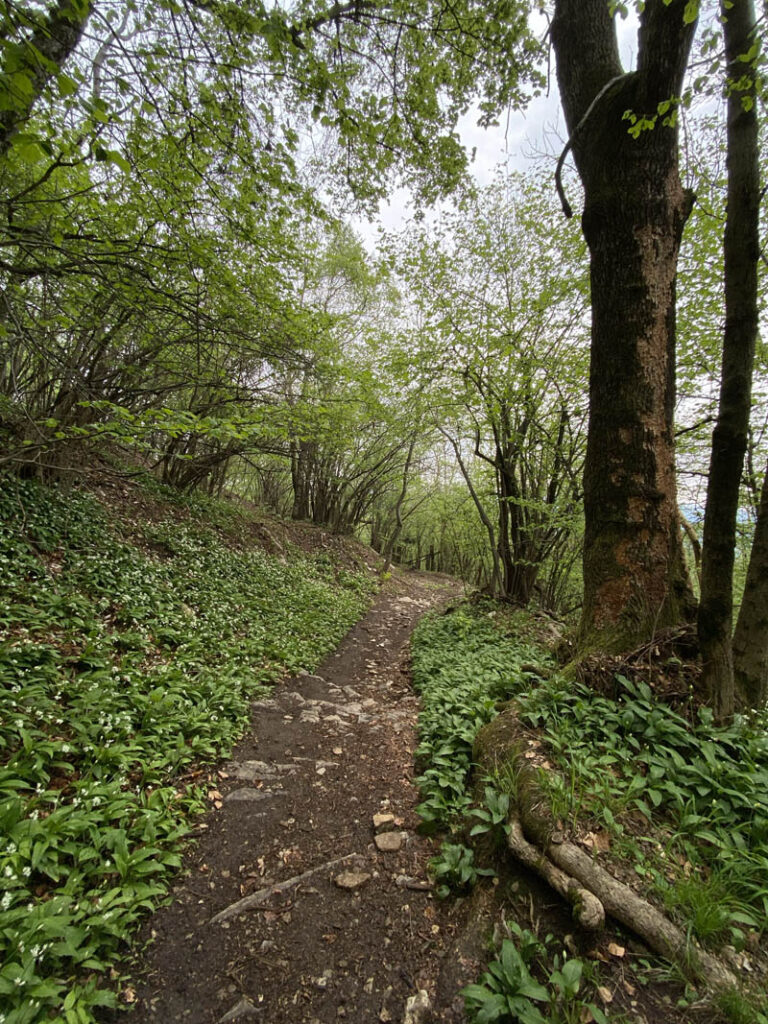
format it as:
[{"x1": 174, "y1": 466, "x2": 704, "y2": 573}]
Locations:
[
  {"x1": 410, "y1": 602, "x2": 768, "y2": 1024},
  {"x1": 0, "y1": 475, "x2": 375, "y2": 1024},
  {"x1": 410, "y1": 602, "x2": 546, "y2": 833}
]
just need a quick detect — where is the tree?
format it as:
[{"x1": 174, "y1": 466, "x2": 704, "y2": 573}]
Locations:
[
  {"x1": 0, "y1": 0, "x2": 90, "y2": 156},
  {"x1": 390, "y1": 174, "x2": 589, "y2": 607},
  {"x1": 7, "y1": 0, "x2": 766, "y2": 703},
  {"x1": 732, "y1": 459, "x2": 768, "y2": 706},
  {"x1": 551, "y1": 0, "x2": 699, "y2": 649},
  {"x1": 697, "y1": 0, "x2": 762, "y2": 717},
  {"x1": 0, "y1": 0, "x2": 545, "y2": 486}
]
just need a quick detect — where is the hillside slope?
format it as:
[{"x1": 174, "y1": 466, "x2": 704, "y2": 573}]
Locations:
[{"x1": 0, "y1": 473, "x2": 379, "y2": 1023}]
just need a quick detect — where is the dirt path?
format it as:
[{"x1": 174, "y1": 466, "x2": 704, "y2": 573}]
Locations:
[{"x1": 116, "y1": 572, "x2": 470, "y2": 1024}]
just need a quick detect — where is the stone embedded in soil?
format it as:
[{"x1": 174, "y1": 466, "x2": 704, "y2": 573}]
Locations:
[
  {"x1": 232, "y1": 760, "x2": 294, "y2": 781},
  {"x1": 395, "y1": 875, "x2": 431, "y2": 891},
  {"x1": 341, "y1": 702, "x2": 364, "y2": 716},
  {"x1": 372, "y1": 812, "x2": 395, "y2": 832},
  {"x1": 218, "y1": 997, "x2": 259, "y2": 1022},
  {"x1": 403, "y1": 990, "x2": 431, "y2": 1024},
  {"x1": 333, "y1": 870, "x2": 372, "y2": 891},
  {"x1": 224, "y1": 788, "x2": 281, "y2": 803},
  {"x1": 374, "y1": 832, "x2": 403, "y2": 853}
]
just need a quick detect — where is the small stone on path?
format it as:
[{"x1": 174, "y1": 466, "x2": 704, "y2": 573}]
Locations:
[
  {"x1": 403, "y1": 990, "x2": 431, "y2": 1024},
  {"x1": 334, "y1": 870, "x2": 371, "y2": 891},
  {"x1": 372, "y1": 812, "x2": 395, "y2": 832},
  {"x1": 224, "y1": 788, "x2": 281, "y2": 803},
  {"x1": 374, "y1": 832, "x2": 403, "y2": 853},
  {"x1": 395, "y1": 874, "x2": 431, "y2": 891},
  {"x1": 232, "y1": 760, "x2": 294, "y2": 781},
  {"x1": 218, "y1": 997, "x2": 259, "y2": 1022}
]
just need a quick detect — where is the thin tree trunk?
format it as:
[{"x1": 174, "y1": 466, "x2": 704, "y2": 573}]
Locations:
[
  {"x1": 696, "y1": 0, "x2": 760, "y2": 719},
  {"x1": 290, "y1": 441, "x2": 312, "y2": 520},
  {"x1": 733, "y1": 459, "x2": 768, "y2": 706},
  {"x1": 440, "y1": 427, "x2": 503, "y2": 595},
  {"x1": 382, "y1": 438, "x2": 416, "y2": 573}
]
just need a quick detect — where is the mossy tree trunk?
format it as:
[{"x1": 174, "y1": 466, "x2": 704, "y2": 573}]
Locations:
[{"x1": 551, "y1": 0, "x2": 697, "y2": 652}]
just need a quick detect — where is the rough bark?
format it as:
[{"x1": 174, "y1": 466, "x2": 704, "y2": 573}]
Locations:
[
  {"x1": 697, "y1": 0, "x2": 760, "y2": 719},
  {"x1": 733, "y1": 459, "x2": 768, "y2": 706},
  {"x1": 552, "y1": 0, "x2": 697, "y2": 651}
]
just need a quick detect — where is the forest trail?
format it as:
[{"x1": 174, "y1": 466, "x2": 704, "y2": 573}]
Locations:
[{"x1": 114, "y1": 572, "x2": 470, "y2": 1024}]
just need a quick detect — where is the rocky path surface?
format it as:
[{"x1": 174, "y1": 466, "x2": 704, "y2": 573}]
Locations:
[{"x1": 117, "y1": 573, "x2": 470, "y2": 1024}]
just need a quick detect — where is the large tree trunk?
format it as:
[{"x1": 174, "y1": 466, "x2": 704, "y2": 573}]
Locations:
[
  {"x1": 552, "y1": 0, "x2": 697, "y2": 651},
  {"x1": 733, "y1": 460, "x2": 768, "y2": 707},
  {"x1": 696, "y1": 0, "x2": 760, "y2": 719}
]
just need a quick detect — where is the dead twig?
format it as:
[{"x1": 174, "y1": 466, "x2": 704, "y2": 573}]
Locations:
[{"x1": 209, "y1": 853, "x2": 361, "y2": 925}]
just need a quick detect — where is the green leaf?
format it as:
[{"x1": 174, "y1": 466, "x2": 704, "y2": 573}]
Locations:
[
  {"x1": 57, "y1": 72, "x2": 79, "y2": 98},
  {"x1": 683, "y1": 0, "x2": 699, "y2": 22},
  {"x1": 105, "y1": 149, "x2": 131, "y2": 174}
]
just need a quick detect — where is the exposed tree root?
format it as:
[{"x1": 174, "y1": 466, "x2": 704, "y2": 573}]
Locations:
[
  {"x1": 472, "y1": 709, "x2": 739, "y2": 996},
  {"x1": 543, "y1": 836, "x2": 738, "y2": 992},
  {"x1": 210, "y1": 853, "x2": 360, "y2": 925},
  {"x1": 506, "y1": 817, "x2": 604, "y2": 930}
]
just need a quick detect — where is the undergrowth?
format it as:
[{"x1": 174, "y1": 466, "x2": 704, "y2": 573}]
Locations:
[
  {"x1": 410, "y1": 602, "x2": 547, "y2": 832},
  {"x1": 520, "y1": 675, "x2": 768, "y2": 951},
  {"x1": 411, "y1": 601, "x2": 768, "y2": 1024},
  {"x1": 411, "y1": 604, "x2": 619, "y2": 1022},
  {"x1": 0, "y1": 474, "x2": 375, "y2": 1023},
  {"x1": 463, "y1": 921, "x2": 614, "y2": 1024}
]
